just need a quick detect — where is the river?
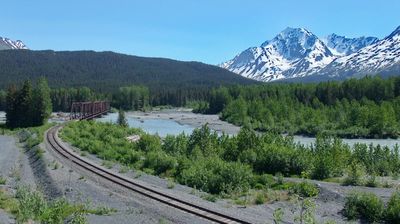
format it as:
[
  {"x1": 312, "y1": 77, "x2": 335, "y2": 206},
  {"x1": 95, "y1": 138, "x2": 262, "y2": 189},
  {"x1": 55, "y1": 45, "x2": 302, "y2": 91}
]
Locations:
[
  {"x1": 1, "y1": 110, "x2": 398, "y2": 148},
  {"x1": 97, "y1": 111, "x2": 399, "y2": 148},
  {"x1": 0, "y1": 111, "x2": 5, "y2": 124}
]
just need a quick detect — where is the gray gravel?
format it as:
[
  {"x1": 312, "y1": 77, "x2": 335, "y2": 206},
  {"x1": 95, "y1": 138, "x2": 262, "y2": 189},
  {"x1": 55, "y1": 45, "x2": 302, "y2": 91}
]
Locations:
[
  {"x1": 0, "y1": 135, "x2": 37, "y2": 223},
  {"x1": 127, "y1": 109, "x2": 241, "y2": 135}
]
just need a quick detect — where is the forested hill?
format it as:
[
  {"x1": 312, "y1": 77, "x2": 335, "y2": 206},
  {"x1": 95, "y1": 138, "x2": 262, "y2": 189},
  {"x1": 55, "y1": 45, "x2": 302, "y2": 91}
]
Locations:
[{"x1": 0, "y1": 50, "x2": 256, "y2": 91}]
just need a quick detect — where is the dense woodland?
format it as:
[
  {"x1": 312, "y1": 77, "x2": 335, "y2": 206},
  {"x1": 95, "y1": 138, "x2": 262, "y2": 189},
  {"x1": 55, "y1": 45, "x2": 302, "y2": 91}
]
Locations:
[
  {"x1": 195, "y1": 76, "x2": 400, "y2": 138},
  {"x1": 0, "y1": 50, "x2": 255, "y2": 108}
]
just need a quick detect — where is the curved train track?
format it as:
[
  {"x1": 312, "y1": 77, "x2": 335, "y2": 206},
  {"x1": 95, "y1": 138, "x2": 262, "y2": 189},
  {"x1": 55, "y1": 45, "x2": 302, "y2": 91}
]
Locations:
[{"x1": 46, "y1": 125, "x2": 252, "y2": 224}]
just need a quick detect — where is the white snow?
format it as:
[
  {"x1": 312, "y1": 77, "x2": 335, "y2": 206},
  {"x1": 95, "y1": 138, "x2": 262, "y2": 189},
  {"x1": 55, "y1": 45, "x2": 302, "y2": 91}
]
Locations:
[{"x1": 221, "y1": 26, "x2": 399, "y2": 82}]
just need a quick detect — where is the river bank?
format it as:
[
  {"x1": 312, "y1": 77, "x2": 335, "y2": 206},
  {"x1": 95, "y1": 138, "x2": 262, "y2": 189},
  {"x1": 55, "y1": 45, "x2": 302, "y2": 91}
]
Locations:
[
  {"x1": 126, "y1": 108, "x2": 241, "y2": 135},
  {"x1": 122, "y1": 109, "x2": 399, "y2": 148}
]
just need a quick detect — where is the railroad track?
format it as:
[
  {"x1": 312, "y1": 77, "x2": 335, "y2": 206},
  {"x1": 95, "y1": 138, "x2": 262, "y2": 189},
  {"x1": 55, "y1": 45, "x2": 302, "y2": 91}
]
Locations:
[{"x1": 46, "y1": 125, "x2": 252, "y2": 224}]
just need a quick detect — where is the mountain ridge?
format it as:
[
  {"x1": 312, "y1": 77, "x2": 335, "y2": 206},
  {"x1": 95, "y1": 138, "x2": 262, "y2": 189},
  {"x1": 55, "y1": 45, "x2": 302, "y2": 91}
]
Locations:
[
  {"x1": 0, "y1": 37, "x2": 28, "y2": 50},
  {"x1": 221, "y1": 26, "x2": 400, "y2": 82}
]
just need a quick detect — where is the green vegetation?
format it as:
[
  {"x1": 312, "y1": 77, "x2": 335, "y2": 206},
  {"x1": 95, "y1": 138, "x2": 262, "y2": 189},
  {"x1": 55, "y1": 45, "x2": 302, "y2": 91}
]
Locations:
[
  {"x1": 344, "y1": 191, "x2": 387, "y2": 223},
  {"x1": 0, "y1": 186, "x2": 116, "y2": 224},
  {"x1": 386, "y1": 191, "x2": 400, "y2": 223},
  {"x1": 197, "y1": 76, "x2": 400, "y2": 138},
  {"x1": 5, "y1": 78, "x2": 52, "y2": 128},
  {"x1": 1, "y1": 186, "x2": 84, "y2": 224},
  {"x1": 113, "y1": 86, "x2": 150, "y2": 111},
  {"x1": 61, "y1": 121, "x2": 400, "y2": 196},
  {"x1": 61, "y1": 120, "x2": 400, "y2": 201},
  {"x1": 344, "y1": 191, "x2": 400, "y2": 223},
  {"x1": 288, "y1": 181, "x2": 319, "y2": 198},
  {"x1": 0, "y1": 176, "x2": 6, "y2": 185},
  {"x1": 117, "y1": 109, "x2": 128, "y2": 127},
  {"x1": 0, "y1": 50, "x2": 255, "y2": 111}
]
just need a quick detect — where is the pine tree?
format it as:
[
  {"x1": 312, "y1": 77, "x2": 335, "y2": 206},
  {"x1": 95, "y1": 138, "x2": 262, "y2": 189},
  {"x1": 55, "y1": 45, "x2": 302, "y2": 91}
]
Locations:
[
  {"x1": 5, "y1": 85, "x2": 18, "y2": 128},
  {"x1": 15, "y1": 80, "x2": 33, "y2": 127},
  {"x1": 117, "y1": 109, "x2": 128, "y2": 127},
  {"x1": 32, "y1": 77, "x2": 52, "y2": 125}
]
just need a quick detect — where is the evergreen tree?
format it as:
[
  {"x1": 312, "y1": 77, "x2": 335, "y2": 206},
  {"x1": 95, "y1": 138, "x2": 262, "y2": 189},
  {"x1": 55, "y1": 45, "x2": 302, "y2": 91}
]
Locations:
[
  {"x1": 117, "y1": 109, "x2": 128, "y2": 127},
  {"x1": 15, "y1": 80, "x2": 33, "y2": 127},
  {"x1": 0, "y1": 90, "x2": 6, "y2": 111},
  {"x1": 32, "y1": 77, "x2": 52, "y2": 126},
  {"x1": 5, "y1": 85, "x2": 18, "y2": 128}
]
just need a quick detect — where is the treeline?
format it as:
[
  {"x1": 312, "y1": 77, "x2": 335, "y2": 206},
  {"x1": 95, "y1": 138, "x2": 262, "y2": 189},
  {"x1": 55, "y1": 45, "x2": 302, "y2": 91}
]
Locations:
[
  {"x1": 49, "y1": 86, "x2": 149, "y2": 112},
  {"x1": 51, "y1": 87, "x2": 106, "y2": 111},
  {"x1": 113, "y1": 86, "x2": 150, "y2": 110},
  {"x1": 49, "y1": 85, "x2": 211, "y2": 112},
  {"x1": 197, "y1": 76, "x2": 400, "y2": 138},
  {"x1": 0, "y1": 50, "x2": 255, "y2": 106},
  {"x1": 1, "y1": 84, "x2": 215, "y2": 112},
  {"x1": 5, "y1": 78, "x2": 52, "y2": 128}
]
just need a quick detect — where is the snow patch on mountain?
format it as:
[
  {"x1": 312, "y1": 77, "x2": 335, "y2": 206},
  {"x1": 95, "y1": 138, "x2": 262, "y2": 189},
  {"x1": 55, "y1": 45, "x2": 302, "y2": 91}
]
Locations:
[
  {"x1": 321, "y1": 34, "x2": 379, "y2": 56},
  {"x1": 221, "y1": 27, "x2": 335, "y2": 81},
  {"x1": 314, "y1": 26, "x2": 400, "y2": 78},
  {"x1": 222, "y1": 26, "x2": 400, "y2": 82},
  {"x1": 0, "y1": 37, "x2": 28, "y2": 50}
]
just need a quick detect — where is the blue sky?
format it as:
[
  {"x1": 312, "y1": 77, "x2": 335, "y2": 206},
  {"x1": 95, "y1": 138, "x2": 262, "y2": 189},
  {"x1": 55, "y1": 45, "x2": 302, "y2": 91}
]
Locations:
[{"x1": 1, "y1": 0, "x2": 399, "y2": 64}]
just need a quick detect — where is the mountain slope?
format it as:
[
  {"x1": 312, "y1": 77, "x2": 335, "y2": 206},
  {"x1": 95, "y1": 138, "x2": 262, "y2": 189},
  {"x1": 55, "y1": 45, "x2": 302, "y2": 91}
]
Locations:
[
  {"x1": 316, "y1": 26, "x2": 400, "y2": 78},
  {"x1": 321, "y1": 34, "x2": 378, "y2": 56},
  {"x1": 0, "y1": 50, "x2": 257, "y2": 91},
  {"x1": 0, "y1": 37, "x2": 28, "y2": 50},
  {"x1": 221, "y1": 28, "x2": 335, "y2": 82},
  {"x1": 222, "y1": 26, "x2": 400, "y2": 82}
]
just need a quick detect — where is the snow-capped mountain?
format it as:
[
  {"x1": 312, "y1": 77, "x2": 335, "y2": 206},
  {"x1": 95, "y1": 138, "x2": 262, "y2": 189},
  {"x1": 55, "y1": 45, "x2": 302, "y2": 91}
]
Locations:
[
  {"x1": 221, "y1": 28, "x2": 335, "y2": 82},
  {"x1": 322, "y1": 34, "x2": 379, "y2": 56},
  {"x1": 221, "y1": 26, "x2": 400, "y2": 82},
  {"x1": 0, "y1": 37, "x2": 28, "y2": 50},
  {"x1": 316, "y1": 26, "x2": 400, "y2": 78}
]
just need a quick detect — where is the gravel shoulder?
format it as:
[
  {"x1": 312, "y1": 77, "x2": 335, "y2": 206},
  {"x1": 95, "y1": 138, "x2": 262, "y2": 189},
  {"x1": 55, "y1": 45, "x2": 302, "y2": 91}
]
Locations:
[{"x1": 0, "y1": 135, "x2": 36, "y2": 223}]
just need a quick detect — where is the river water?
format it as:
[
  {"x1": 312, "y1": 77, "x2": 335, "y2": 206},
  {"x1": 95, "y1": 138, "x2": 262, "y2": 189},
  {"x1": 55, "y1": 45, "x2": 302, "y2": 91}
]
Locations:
[
  {"x1": 97, "y1": 112, "x2": 399, "y2": 148},
  {"x1": 1, "y1": 110, "x2": 397, "y2": 148},
  {"x1": 0, "y1": 111, "x2": 5, "y2": 124},
  {"x1": 97, "y1": 112, "x2": 194, "y2": 137}
]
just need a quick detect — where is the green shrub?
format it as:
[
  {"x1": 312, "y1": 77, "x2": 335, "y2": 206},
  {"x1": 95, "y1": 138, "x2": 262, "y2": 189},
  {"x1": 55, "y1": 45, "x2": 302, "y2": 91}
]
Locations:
[
  {"x1": 89, "y1": 205, "x2": 116, "y2": 215},
  {"x1": 365, "y1": 174, "x2": 378, "y2": 187},
  {"x1": 254, "y1": 174, "x2": 276, "y2": 188},
  {"x1": 15, "y1": 186, "x2": 85, "y2": 223},
  {"x1": 289, "y1": 181, "x2": 319, "y2": 198},
  {"x1": 344, "y1": 191, "x2": 384, "y2": 222},
  {"x1": 343, "y1": 162, "x2": 365, "y2": 186},
  {"x1": 0, "y1": 176, "x2": 6, "y2": 185},
  {"x1": 179, "y1": 157, "x2": 252, "y2": 194},
  {"x1": 16, "y1": 186, "x2": 47, "y2": 222},
  {"x1": 386, "y1": 191, "x2": 400, "y2": 223},
  {"x1": 143, "y1": 151, "x2": 177, "y2": 176},
  {"x1": 201, "y1": 194, "x2": 217, "y2": 202},
  {"x1": 254, "y1": 192, "x2": 266, "y2": 205}
]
